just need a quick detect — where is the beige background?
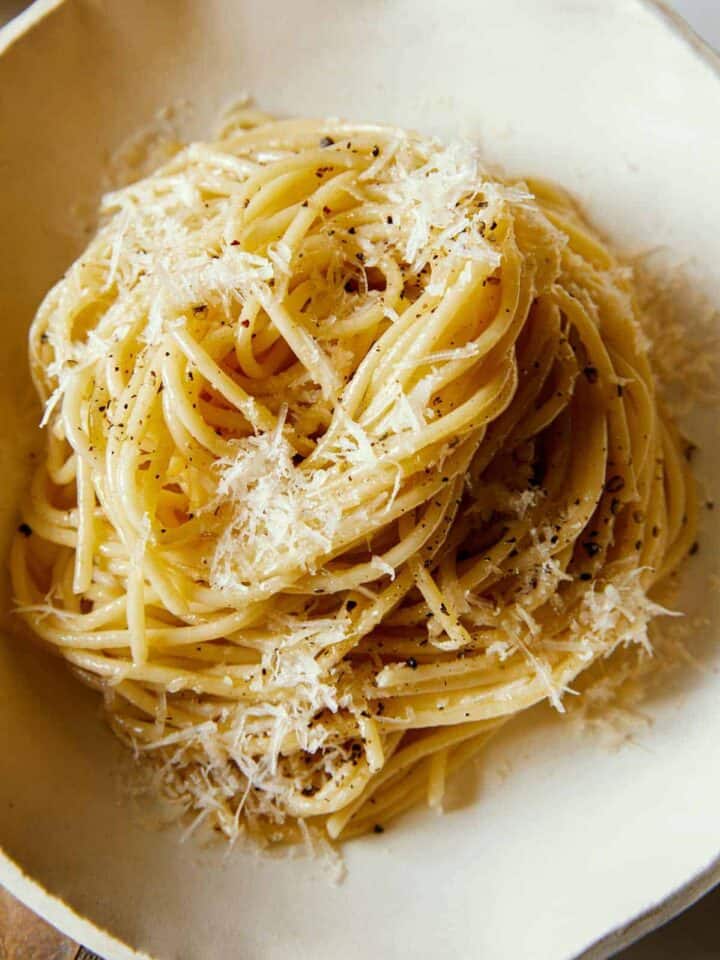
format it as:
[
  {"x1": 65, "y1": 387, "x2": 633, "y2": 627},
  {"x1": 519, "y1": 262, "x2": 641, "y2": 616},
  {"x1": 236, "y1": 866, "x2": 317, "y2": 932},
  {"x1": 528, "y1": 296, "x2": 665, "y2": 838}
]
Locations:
[{"x1": 0, "y1": 1, "x2": 717, "y2": 958}]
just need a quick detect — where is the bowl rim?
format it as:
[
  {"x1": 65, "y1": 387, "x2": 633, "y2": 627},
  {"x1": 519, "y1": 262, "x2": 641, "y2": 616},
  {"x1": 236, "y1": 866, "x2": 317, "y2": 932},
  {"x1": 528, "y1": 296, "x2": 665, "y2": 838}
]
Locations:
[{"x1": 0, "y1": 2, "x2": 718, "y2": 958}]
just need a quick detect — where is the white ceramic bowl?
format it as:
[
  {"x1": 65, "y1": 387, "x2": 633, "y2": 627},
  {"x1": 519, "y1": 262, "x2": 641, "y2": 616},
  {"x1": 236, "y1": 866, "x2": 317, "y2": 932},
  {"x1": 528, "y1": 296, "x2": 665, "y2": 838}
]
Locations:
[{"x1": 1, "y1": 2, "x2": 719, "y2": 957}]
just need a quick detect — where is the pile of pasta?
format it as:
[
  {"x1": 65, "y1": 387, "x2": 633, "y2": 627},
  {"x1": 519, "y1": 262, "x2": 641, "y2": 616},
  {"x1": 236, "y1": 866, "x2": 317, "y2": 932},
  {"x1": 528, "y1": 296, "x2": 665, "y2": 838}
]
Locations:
[{"x1": 12, "y1": 114, "x2": 695, "y2": 844}]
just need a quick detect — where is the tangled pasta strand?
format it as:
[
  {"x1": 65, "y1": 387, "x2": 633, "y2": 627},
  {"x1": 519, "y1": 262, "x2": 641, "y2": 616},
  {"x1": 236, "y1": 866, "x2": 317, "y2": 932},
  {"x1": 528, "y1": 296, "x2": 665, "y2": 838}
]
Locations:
[{"x1": 12, "y1": 115, "x2": 695, "y2": 843}]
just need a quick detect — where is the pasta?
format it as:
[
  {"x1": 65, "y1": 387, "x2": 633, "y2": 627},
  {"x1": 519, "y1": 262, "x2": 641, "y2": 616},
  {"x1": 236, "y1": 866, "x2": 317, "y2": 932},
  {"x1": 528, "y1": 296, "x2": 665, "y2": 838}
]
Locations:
[{"x1": 11, "y1": 113, "x2": 696, "y2": 845}]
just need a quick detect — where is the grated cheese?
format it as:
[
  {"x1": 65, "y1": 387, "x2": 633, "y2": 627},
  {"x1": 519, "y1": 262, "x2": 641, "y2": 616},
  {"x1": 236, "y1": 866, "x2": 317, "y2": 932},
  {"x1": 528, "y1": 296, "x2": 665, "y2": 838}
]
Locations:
[{"x1": 210, "y1": 415, "x2": 342, "y2": 591}]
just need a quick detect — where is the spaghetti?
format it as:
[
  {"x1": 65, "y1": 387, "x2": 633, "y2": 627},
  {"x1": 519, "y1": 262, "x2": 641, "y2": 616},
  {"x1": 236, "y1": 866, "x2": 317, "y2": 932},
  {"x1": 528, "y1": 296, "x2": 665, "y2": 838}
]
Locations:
[{"x1": 11, "y1": 114, "x2": 696, "y2": 844}]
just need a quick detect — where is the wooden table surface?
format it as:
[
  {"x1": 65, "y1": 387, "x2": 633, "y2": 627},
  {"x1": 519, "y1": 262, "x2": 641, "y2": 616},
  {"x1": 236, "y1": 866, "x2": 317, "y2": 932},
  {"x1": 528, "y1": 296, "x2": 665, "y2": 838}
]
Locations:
[{"x1": 0, "y1": 885, "x2": 98, "y2": 960}]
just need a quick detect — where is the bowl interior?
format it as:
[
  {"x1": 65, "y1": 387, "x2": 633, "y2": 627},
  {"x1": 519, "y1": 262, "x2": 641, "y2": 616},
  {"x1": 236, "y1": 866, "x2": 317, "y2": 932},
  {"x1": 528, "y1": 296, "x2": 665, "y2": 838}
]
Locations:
[{"x1": 1, "y1": 2, "x2": 719, "y2": 958}]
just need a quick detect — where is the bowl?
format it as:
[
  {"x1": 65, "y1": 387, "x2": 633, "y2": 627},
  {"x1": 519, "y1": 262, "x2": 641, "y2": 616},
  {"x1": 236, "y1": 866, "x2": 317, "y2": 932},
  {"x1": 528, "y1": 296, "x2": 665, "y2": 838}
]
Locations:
[{"x1": 1, "y1": 1, "x2": 719, "y2": 957}]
